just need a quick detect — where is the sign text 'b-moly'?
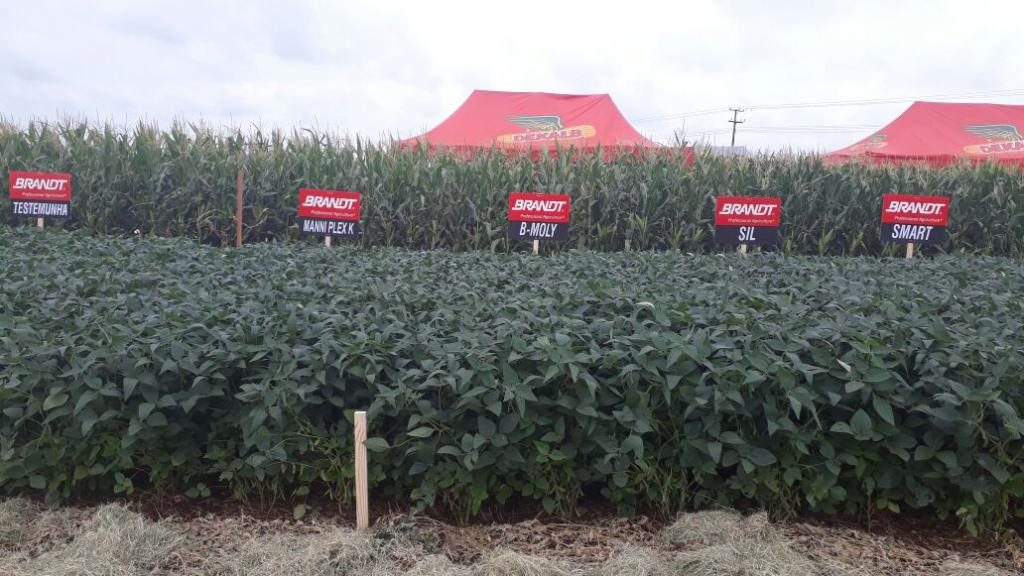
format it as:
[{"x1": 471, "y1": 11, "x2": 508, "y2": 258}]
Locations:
[{"x1": 507, "y1": 192, "x2": 571, "y2": 241}]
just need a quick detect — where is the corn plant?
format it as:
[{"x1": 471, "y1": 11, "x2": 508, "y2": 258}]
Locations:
[{"x1": 1, "y1": 119, "x2": 1022, "y2": 255}]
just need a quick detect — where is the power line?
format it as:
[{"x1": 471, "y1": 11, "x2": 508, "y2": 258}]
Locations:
[
  {"x1": 637, "y1": 106, "x2": 732, "y2": 122},
  {"x1": 748, "y1": 124, "x2": 880, "y2": 129},
  {"x1": 743, "y1": 125, "x2": 882, "y2": 133},
  {"x1": 634, "y1": 87, "x2": 1024, "y2": 123},
  {"x1": 635, "y1": 107, "x2": 730, "y2": 122},
  {"x1": 649, "y1": 130, "x2": 732, "y2": 139},
  {"x1": 656, "y1": 124, "x2": 881, "y2": 140},
  {"x1": 748, "y1": 88, "x2": 1024, "y2": 111}
]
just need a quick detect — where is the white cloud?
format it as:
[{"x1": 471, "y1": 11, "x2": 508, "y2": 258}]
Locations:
[{"x1": 1, "y1": 0, "x2": 1022, "y2": 151}]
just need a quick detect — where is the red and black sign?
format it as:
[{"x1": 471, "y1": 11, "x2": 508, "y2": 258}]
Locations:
[
  {"x1": 880, "y1": 194, "x2": 950, "y2": 245},
  {"x1": 507, "y1": 192, "x2": 570, "y2": 241},
  {"x1": 298, "y1": 189, "x2": 362, "y2": 238},
  {"x1": 714, "y1": 196, "x2": 781, "y2": 245},
  {"x1": 8, "y1": 171, "x2": 72, "y2": 219}
]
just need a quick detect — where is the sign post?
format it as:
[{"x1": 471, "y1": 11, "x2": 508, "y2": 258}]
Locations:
[
  {"x1": 8, "y1": 171, "x2": 72, "y2": 227},
  {"x1": 714, "y1": 196, "x2": 782, "y2": 252},
  {"x1": 880, "y1": 194, "x2": 950, "y2": 258},
  {"x1": 507, "y1": 192, "x2": 571, "y2": 254},
  {"x1": 354, "y1": 410, "x2": 369, "y2": 531},
  {"x1": 297, "y1": 189, "x2": 363, "y2": 245},
  {"x1": 236, "y1": 169, "x2": 244, "y2": 248}
]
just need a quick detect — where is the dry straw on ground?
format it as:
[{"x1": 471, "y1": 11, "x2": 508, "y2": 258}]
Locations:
[
  {"x1": 663, "y1": 510, "x2": 853, "y2": 576},
  {"x1": 937, "y1": 562, "x2": 1018, "y2": 576},
  {"x1": 0, "y1": 497, "x2": 41, "y2": 549},
  {"x1": 0, "y1": 499, "x2": 1018, "y2": 576},
  {"x1": 0, "y1": 497, "x2": 81, "y2": 554},
  {"x1": 206, "y1": 529, "x2": 375, "y2": 576},
  {"x1": 660, "y1": 509, "x2": 761, "y2": 547},
  {"x1": 596, "y1": 546, "x2": 684, "y2": 576},
  {"x1": 403, "y1": 554, "x2": 471, "y2": 576},
  {"x1": 11, "y1": 503, "x2": 183, "y2": 576},
  {"x1": 468, "y1": 551, "x2": 579, "y2": 576}
]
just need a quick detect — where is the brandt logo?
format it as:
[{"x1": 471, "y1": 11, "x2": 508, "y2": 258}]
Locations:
[
  {"x1": 12, "y1": 177, "x2": 69, "y2": 191},
  {"x1": 512, "y1": 198, "x2": 567, "y2": 212},
  {"x1": 720, "y1": 203, "x2": 777, "y2": 216},
  {"x1": 302, "y1": 195, "x2": 358, "y2": 210},
  {"x1": 884, "y1": 201, "x2": 946, "y2": 215}
]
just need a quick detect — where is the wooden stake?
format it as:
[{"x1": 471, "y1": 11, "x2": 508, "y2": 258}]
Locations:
[
  {"x1": 354, "y1": 411, "x2": 369, "y2": 531},
  {"x1": 738, "y1": 244, "x2": 748, "y2": 254},
  {"x1": 36, "y1": 218, "x2": 44, "y2": 229},
  {"x1": 905, "y1": 242, "x2": 915, "y2": 259},
  {"x1": 235, "y1": 169, "x2": 244, "y2": 248},
  {"x1": 324, "y1": 236, "x2": 332, "y2": 247},
  {"x1": 532, "y1": 239, "x2": 539, "y2": 255}
]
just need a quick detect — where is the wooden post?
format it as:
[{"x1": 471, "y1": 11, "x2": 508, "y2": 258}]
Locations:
[
  {"x1": 235, "y1": 169, "x2": 244, "y2": 248},
  {"x1": 905, "y1": 242, "x2": 915, "y2": 259},
  {"x1": 324, "y1": 236, "x2": 332, "y2": 247},
  {"x1": 354, "y1": 411, "x2": 368, "y2": 530},
  {"x1": 738, "y1": 244, "x2": 748, "y2": 254},
  {"x1": 36, "y1": 218, "x2": 44, "y2": 229},
  {"x1": 532, "y1": 239, "x2": 539, "y2": 255}
]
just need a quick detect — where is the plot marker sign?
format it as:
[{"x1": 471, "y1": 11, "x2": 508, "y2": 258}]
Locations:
[
  {"x1": 880, "y1": 194, "x2": 950, "y2": 257},
  {"x1": 714, "y1": 196, "x2": 782, "y2": 249},
  {"x1": 9, "y1": 171, "x2": 72, "y2": 227},
  {"x1": 508, "y1": 192, "x2": 571, "y2": 246},
  {"x1": 298, "y1": 189, "x2": 363, "y2": 244}
]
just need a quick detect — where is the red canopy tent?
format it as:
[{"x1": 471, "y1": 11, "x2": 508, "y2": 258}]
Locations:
[
  {"x1": 399, "y1": 90, "x2": 671, "y2": 159},
  {"x1": 826, "y1": 101, "x2": 1024, "y2": 167}
]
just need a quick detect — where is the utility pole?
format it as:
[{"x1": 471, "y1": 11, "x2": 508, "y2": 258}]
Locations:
[{"x1": 728, "y1": 108, "x2": 745, "y2": 147}]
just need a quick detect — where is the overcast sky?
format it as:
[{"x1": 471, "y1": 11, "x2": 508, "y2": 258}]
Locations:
[{"x1": 4, "y1": 0, "x2": 1023, "y2": 151}]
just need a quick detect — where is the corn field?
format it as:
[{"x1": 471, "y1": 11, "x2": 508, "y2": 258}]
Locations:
[{"x1": 1, "y1": 119, "x2": 1022, "y2": 256}]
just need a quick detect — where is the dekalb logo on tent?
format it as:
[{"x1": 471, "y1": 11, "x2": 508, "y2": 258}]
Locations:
[
  {"x1": 962, "y1": 124, "x2": 1024, "y2": 155},
  {"x1": 845, "y1": 133, "x2": 888, "y2": 153},
  {"x1": 8, "y1": 171, "x2": 72, "y2": 202},
  {"x1": 508, "y1": 192, "x2": 571, "y2": 223},
  {"x1": 880, "y1": 194, "x2": 950, "y2": 226},
  {"x1": 496, "y1": 115, "x2": 596, "y2": 145},
  {"x1": 297, "y1": 189, "x2": 361, "y2": 221}
]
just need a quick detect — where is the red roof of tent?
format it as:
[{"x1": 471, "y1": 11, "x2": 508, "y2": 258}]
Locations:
[
  {"x1": 399, "y1": 90, "x2": 663, "y2": 157},
  {"x1": 826, "y1": 101, "x2": 1024, "y2": 166}
]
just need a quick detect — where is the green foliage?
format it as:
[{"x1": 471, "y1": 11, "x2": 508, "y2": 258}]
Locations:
[
  {"x1": 2, "y1": 120, "x2": 1023, "y2": 255},
  {"x1": 1, "y1": 229, "x2": 1023, "y2": 532}
]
